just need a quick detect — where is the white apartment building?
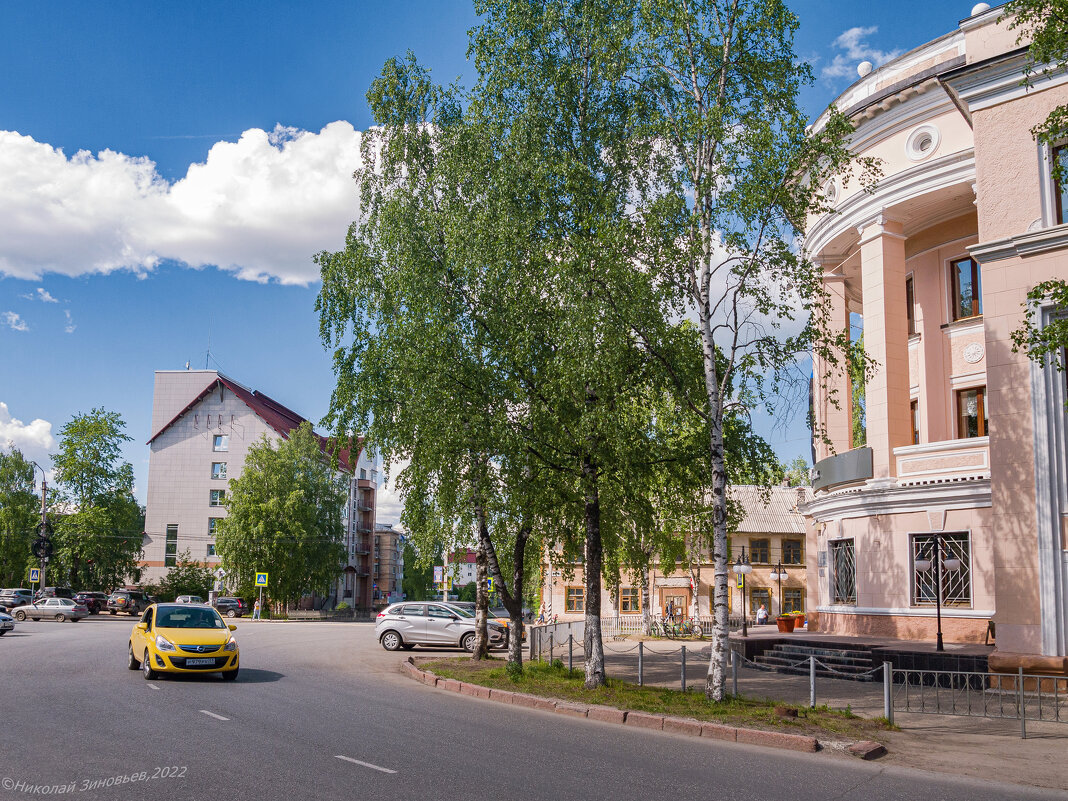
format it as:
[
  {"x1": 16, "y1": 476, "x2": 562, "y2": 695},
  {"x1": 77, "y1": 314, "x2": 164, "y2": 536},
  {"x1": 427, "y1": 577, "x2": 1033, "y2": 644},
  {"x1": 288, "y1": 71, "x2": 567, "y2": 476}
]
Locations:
[{"x1": 142, "y1": 370, "x2": 379, "y2": 609}]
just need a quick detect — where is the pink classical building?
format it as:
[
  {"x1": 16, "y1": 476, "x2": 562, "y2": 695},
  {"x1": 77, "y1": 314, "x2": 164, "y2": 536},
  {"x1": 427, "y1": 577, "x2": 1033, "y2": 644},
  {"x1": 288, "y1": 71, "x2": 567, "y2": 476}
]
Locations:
[{"x1": 803, "y1": 4, "x2": 1068, "y2": 677}]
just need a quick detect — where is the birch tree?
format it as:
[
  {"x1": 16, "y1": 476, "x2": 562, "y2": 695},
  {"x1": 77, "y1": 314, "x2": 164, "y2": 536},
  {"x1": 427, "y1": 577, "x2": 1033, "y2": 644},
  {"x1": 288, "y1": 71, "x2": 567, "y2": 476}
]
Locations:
[{"x1": 631, "y1": 0, "x2": 870, "y2": 699}]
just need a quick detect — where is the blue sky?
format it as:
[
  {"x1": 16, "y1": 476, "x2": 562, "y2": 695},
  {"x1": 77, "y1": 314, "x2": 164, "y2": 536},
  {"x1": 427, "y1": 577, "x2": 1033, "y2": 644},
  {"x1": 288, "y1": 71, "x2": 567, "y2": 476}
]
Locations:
[{"x1": 0, "y1": 1, "x2": 987, "y2": 521}]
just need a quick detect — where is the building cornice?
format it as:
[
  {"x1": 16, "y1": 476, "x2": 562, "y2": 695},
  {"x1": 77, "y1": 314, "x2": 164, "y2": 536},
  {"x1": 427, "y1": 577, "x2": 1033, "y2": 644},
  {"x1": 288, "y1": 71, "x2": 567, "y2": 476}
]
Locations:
[
  {"x1": 941, "y1": 48, "x2": 1068, "y2": 116},
  {"x1": 816, "y1": 605, "x2": 994, "y2": 619},
  {"x1": 805, "y1": 151, "x2": 975, "y2": 258},
  {"x1": 802, "y1": 478, "x2": 991, "y2": 522},
  {"x1": 969, "y1": 223, "x2": 1068, "y2": 263}
]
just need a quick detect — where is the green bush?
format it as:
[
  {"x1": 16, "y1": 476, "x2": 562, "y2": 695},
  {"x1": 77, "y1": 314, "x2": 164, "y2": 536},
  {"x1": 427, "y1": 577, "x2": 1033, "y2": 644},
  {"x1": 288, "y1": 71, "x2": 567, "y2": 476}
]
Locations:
[{"x1": 335, "y1": 601, "x2": 350, "y2": 611}]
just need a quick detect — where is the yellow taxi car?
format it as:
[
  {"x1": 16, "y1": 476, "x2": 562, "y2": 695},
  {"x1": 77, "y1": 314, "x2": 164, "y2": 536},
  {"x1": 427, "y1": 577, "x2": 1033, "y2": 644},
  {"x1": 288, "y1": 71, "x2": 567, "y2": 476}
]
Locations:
[{"x1": 128, "y1": 603, "x2": 239, "y2": 681}]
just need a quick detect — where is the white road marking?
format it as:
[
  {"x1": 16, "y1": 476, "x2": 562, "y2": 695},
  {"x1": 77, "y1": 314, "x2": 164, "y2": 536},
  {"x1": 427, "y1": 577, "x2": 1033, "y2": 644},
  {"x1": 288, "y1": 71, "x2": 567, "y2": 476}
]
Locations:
[
  {"x1": 199, "y1": 710, "x2": 230, "y2": 721},
  {"x1": 147, "y1": 683, "x2": 160, "y2": 690},
  {"x1": 334, "y1": 755, "x2": 397, "y2": 774}
]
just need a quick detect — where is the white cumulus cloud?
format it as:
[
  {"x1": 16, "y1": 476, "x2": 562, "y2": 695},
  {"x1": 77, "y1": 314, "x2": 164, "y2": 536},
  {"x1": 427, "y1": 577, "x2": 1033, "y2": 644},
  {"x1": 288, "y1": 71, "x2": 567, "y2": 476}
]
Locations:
[
  {"x1": 821, "y1": 26, "x2": 902, "y2": 80},
  {"x1": 0, "y1": 121, "x2": 364, "y2": 285},
  {"x1": 2, "y1": 311, "x2": 28, "y2": 331},
  {"x1": 0, "y1": 402, "x2": 55, "y2": 460},
  {"x1": 64, "y1": 309, "x2": 76, "y2": 334}
]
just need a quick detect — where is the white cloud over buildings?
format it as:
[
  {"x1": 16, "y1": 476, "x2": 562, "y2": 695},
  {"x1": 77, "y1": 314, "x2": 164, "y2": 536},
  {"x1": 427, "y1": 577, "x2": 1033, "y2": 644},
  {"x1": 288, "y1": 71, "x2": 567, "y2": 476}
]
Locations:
[
  {"x1": 0, "y1": 122, "x2": 364, "y2": 286},
  {"x1": 821, "y1": 26, "x2": 902, "y2": 80},
  {"x1": 0, "y1": 402, "x2": 55, "y2": 461}
]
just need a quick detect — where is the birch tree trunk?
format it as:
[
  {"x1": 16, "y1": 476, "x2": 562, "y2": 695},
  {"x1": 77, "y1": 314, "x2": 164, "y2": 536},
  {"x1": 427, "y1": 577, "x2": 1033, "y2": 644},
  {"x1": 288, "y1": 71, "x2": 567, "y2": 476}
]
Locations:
[
  {"x1": 639, "y1": 566, "x2": 651, "y2": 635},
  {"x1": 582, "y1": 457, "x2": 606, "y2": 688},
  {"x1": 473, "y1": 518, "x2": 490, "y2": 660}
]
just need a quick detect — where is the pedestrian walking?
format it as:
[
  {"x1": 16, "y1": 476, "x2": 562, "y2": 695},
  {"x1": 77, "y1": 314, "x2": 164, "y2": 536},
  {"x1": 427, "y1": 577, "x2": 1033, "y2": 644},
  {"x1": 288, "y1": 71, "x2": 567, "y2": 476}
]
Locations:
[{"x1": 253, "y1": 598, "x2": 261, "y2": 620}]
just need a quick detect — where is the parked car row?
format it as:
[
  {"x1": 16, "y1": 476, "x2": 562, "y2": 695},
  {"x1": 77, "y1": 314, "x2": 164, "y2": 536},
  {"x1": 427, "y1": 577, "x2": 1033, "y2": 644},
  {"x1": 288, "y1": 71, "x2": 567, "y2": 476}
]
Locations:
[{"x1": 0, "y1": 587, "x2": 251, "y2": 621}]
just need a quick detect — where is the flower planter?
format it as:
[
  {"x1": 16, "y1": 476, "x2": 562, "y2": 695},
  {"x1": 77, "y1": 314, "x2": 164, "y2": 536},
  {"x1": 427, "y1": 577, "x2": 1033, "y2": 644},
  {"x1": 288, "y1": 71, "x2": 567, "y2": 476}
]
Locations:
[{"x1": 776, "y1": 616, "x2": 796, "y2": 633}]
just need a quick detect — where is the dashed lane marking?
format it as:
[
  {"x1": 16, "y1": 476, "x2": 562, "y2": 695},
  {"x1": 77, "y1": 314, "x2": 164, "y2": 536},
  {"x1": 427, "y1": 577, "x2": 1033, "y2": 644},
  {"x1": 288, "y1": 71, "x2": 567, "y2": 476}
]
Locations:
[
  {"x1": 200, "y1": 710, "x2": 230, "y2": 721},
  {"x1": 147, "y1": 683, "x2": 160, "y2": 690},
  {"x1": 334, "y1": 755, "x2": 397, "y2": 774}
]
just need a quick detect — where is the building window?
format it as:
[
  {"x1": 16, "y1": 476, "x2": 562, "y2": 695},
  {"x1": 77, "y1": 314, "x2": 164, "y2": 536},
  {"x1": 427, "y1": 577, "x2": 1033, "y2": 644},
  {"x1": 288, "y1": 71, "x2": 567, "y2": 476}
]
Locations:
[
  {"x1": 782, "y1": 539, "x2": 803, "y2": 565},
  {"x1": 911, "y1": 533, "x2": 972, "y2": 606},
  {"x1": 910, "y1": 400, "x2": 920, "y2": 444},
  {"x1": 620, "y1": 588, "x2": 640, "y2": 612},
  {"x1": 951, "y1": 257, "x2": 982, "y2": 321},
  {"x1": 829, "y1": 538, "x2": 856, "y2": 604},
  {"x1": 165, "y1": 524, "x2": 178, "y2": 568},
  {"x1": 565, "y1": 586, "x2": 585, "y2": 613},
  {"x1": 206, "y1": 543, "x2": 216, "y2": 557},
  {"x1": 750, "y1": 539, "x2": 770, "y2": 564},
  {"x1": 1054, "y1": 145, "x2": 1068, "y2": 225},
  {"x1": 209, "y1": 489, "x2": 226, "y2": 507},
  {"x1": 782, "y1": 588, "x2": 804, "y2": 614},
  {"x1": 906, "y1": 274, "x2": 916, "y2": 335},
  {"x1": 749, "y1": 588, "x2": 771, "y2": 615},
  {"x1": 208, "y1": 517, "x2": 221, "y2": 535},
  {"x1": 956, "y1": 386, "x2": 987, "y2": 438},
  {"x1": 212, "y1": 434, "x2": 229, "y2": 452},
  {"x1": 211, "y1": 462, "x2": 227, "y2": 480}
]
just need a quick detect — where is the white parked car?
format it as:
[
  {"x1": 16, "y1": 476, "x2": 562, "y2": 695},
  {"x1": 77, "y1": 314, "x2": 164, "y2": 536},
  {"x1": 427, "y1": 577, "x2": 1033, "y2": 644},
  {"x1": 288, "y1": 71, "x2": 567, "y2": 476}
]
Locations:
[
  {"x1": 174, "y1": 595, "x2": 204, "y2": 604},
  {"x1": 0, "y1": 611, "x2": 15, "y2": 635},
  {"x1": 374, "y1": 601, "x2": 506, "y2": 652}
]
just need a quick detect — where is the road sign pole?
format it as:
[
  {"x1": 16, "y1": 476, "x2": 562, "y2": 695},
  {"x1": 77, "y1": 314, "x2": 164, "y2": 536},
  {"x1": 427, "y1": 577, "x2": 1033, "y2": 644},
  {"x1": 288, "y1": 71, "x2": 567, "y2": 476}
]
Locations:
[{"x1": 258, "y1": 586, "x2": 263, "y2": 619}]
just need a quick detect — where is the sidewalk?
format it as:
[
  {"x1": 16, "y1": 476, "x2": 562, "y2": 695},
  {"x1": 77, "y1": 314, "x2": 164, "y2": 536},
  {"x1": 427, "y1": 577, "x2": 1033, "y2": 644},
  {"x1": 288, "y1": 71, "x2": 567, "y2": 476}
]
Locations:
[{"x1": 536, "y1": 636, "x2": 1067, "y2": 792}]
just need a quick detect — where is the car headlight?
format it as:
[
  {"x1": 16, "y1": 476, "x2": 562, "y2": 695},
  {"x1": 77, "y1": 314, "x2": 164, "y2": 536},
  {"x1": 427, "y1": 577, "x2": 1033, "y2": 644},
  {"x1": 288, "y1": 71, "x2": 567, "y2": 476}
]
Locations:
[
  {"x1": 155, "y1": 634, "x2": 176, "y2": 652},
  {"x1": 223, "y1": 637, "x2": 237, "y2": 652}
]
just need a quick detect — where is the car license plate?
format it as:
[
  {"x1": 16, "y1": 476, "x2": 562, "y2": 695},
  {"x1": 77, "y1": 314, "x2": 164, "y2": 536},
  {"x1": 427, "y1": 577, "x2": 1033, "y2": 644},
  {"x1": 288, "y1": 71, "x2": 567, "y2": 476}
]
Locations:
[{"x1": 185, "y1": 658, "x2": 214, "y2": 666}]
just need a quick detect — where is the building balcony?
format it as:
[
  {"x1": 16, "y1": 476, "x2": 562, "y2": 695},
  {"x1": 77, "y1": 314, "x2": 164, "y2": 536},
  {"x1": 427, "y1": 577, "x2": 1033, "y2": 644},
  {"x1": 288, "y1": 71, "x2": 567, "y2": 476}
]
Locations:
[{"x1": 894, "y1": 437, "x2": 990, "y2": 486}]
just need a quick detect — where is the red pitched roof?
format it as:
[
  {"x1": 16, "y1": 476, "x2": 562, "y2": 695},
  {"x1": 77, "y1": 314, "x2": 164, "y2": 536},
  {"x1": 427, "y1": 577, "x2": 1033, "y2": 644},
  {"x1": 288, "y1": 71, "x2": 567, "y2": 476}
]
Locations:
[{"x1": 147, "y1": 373, "x2": 360, "y2": 471}]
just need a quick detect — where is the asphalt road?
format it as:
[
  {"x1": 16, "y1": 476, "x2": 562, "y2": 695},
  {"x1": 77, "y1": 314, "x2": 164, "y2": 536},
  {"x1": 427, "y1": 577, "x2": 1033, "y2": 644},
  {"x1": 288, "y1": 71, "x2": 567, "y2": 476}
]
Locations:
[{"x1": 1, "y1": 616, "x2": 1062, "y2": 801}]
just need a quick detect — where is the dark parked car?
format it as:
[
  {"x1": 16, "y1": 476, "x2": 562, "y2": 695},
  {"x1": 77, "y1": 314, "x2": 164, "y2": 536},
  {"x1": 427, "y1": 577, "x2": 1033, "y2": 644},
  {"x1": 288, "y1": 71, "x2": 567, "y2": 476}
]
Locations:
[
  {"x1": 34, "y1": 586, "x2": 75, "y2": 601},
  {"x1": 0, "y1": 588, "x2": 33, "y2": 612},
  {"x1": 213, "y1": 597, "x2": 247, "y2": 618},
  {"x1": 107, "y1": 590, "x2": 151, "y2": 616},
  {"x1": 73, "y1": 592, "x2": 109, "y2": 614}
]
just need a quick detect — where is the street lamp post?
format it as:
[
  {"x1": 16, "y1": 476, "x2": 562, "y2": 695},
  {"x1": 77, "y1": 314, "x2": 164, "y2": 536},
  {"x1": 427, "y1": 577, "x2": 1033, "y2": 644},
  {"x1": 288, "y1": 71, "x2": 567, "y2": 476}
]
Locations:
[
  {"x1": 914, "y1": 536, "x2": 962, "y2": 652},
  {"x1": 771, "y1": 560, "x2": 790, "y2": 616},
  {"x1": 30, "y1": 462, "x2": 49, "y2": 593},
  {"x1": 734, "y1": 547, "x2": 752, "y2": 637}
]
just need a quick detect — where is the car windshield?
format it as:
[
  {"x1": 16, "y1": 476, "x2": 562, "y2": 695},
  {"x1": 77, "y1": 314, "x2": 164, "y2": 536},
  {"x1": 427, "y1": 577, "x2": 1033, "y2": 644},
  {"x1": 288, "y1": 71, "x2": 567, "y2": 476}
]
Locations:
[
  {"x1": 155, "y1": 606, "x2": 226, "y2": 629},
  {"x1": 490, "y1": 608, "x2": 509, "y2": 618},
  {"x1": 447, "y1": 606, "x2": 474, "y2": 618}
]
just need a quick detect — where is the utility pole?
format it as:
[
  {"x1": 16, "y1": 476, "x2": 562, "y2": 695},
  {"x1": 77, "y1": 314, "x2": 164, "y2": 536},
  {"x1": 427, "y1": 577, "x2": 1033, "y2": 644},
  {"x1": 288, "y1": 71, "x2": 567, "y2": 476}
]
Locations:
[{"x1": 30, "y1": 464, "x2": 50, "y2": 594}]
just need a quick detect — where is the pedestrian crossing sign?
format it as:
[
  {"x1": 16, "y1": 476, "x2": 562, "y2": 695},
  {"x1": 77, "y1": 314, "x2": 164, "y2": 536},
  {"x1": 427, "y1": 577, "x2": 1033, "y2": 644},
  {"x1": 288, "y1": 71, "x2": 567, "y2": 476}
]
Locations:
[
  {"x1": 255, "y1": 572, "x2": 268, "y2": 587},
  {"x1": 29, "y1": 568, "x2": 40, "y2": 582},
  {"x1": 487, "y1": 577, "x2": 495, "y2": 592}
]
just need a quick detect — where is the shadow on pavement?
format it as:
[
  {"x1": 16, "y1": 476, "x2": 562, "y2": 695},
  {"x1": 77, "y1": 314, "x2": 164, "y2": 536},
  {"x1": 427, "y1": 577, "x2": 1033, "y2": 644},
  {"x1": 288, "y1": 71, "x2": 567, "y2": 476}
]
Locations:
[{"x1": 156, "y1": 668, "x2": 285, "y2": 684}]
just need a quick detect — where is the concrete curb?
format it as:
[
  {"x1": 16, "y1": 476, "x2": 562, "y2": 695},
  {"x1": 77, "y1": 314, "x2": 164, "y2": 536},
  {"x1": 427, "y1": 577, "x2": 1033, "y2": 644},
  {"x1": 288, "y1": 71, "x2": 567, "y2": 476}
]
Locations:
[{"x1": 404, "y1": 659, "x2": 823, "y2": 755}]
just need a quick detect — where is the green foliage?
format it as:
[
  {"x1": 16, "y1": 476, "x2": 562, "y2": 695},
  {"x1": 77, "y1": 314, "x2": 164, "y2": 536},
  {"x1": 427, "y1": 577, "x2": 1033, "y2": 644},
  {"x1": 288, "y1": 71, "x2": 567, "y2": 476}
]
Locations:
[
  {"x1": 157, "y1": 549, "x2": 215, "y2": 600},
  {"x1": 1012, "y1": 280, "x2": 1068, "y2": 399},
  {"x1": 780, "y1": 457, "x2": 811, "y2": 487},
  {"x1": 0, "y1": 448, "x2": 39, "y2": 586},
  {"x1": 505, "y1": 659, "x2": 524, "y2": 683},
  {"x1": 335, "y1": 601, "x2": 350, "y2": 611},
  {"x1": 401, "y1": 539, "x2": 438, "y2": 601},
  {"x1": 215, "y1": 422, "x2": 348, "y2": 607},
  {"x1": 848, "y1": 335, "x2": 867, "y2": 449},
  {"x1": 49, "y1": 409, "x2": 144, "y2": 590}
]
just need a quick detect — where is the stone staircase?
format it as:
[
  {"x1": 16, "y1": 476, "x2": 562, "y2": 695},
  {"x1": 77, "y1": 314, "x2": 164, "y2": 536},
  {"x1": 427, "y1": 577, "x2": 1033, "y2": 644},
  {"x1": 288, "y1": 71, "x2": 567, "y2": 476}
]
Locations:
[{"x1": 750, "y1": 642, "x2": 878, "y2": 682}]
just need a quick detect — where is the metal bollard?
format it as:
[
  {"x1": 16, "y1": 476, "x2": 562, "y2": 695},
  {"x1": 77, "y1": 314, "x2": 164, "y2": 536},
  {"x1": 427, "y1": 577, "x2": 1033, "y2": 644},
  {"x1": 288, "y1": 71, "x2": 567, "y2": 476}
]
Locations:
[
  {"x1": 638, "y1": 641, "x2": 644, "y2": 686},
  {"x1": 681, "y1": 645, "x2": 687, "y2": 692},
  {"x1": 1019, "y1": 667, "x2": 1027, "y2": 739},
  {"x1": 731, "y1": 648, "x2": 738, "y2": 697},
  {"x1": 568, "y1": 634, "x2": 573, "y2": 675},
  {"x1": 809, "y1": 655, "x2": 816, "y2": 708},
  {"x1": 549, "y1": 632, "x2": 554, "y2": 663},
  {"x1": 882, "y1": 661, "x2": 894, "y2": 724}
]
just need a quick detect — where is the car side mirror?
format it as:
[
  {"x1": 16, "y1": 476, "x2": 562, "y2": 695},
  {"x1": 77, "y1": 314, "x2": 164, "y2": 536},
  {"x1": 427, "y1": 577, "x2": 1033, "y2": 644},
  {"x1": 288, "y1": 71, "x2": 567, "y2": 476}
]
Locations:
[
  {"x1": 228, "y1": 624, "x2": 237, "y2": 631},
  {"x1": 135, "y1": 622, "x2": 148, "y2": 631}
]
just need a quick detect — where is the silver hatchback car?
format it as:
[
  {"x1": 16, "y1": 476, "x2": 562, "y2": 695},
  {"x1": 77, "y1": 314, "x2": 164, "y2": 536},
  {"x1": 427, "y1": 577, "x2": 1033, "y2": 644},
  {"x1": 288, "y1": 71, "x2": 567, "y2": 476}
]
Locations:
[{"x1": 375, "y1": 602, "x2": 506, "y2": 652}]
